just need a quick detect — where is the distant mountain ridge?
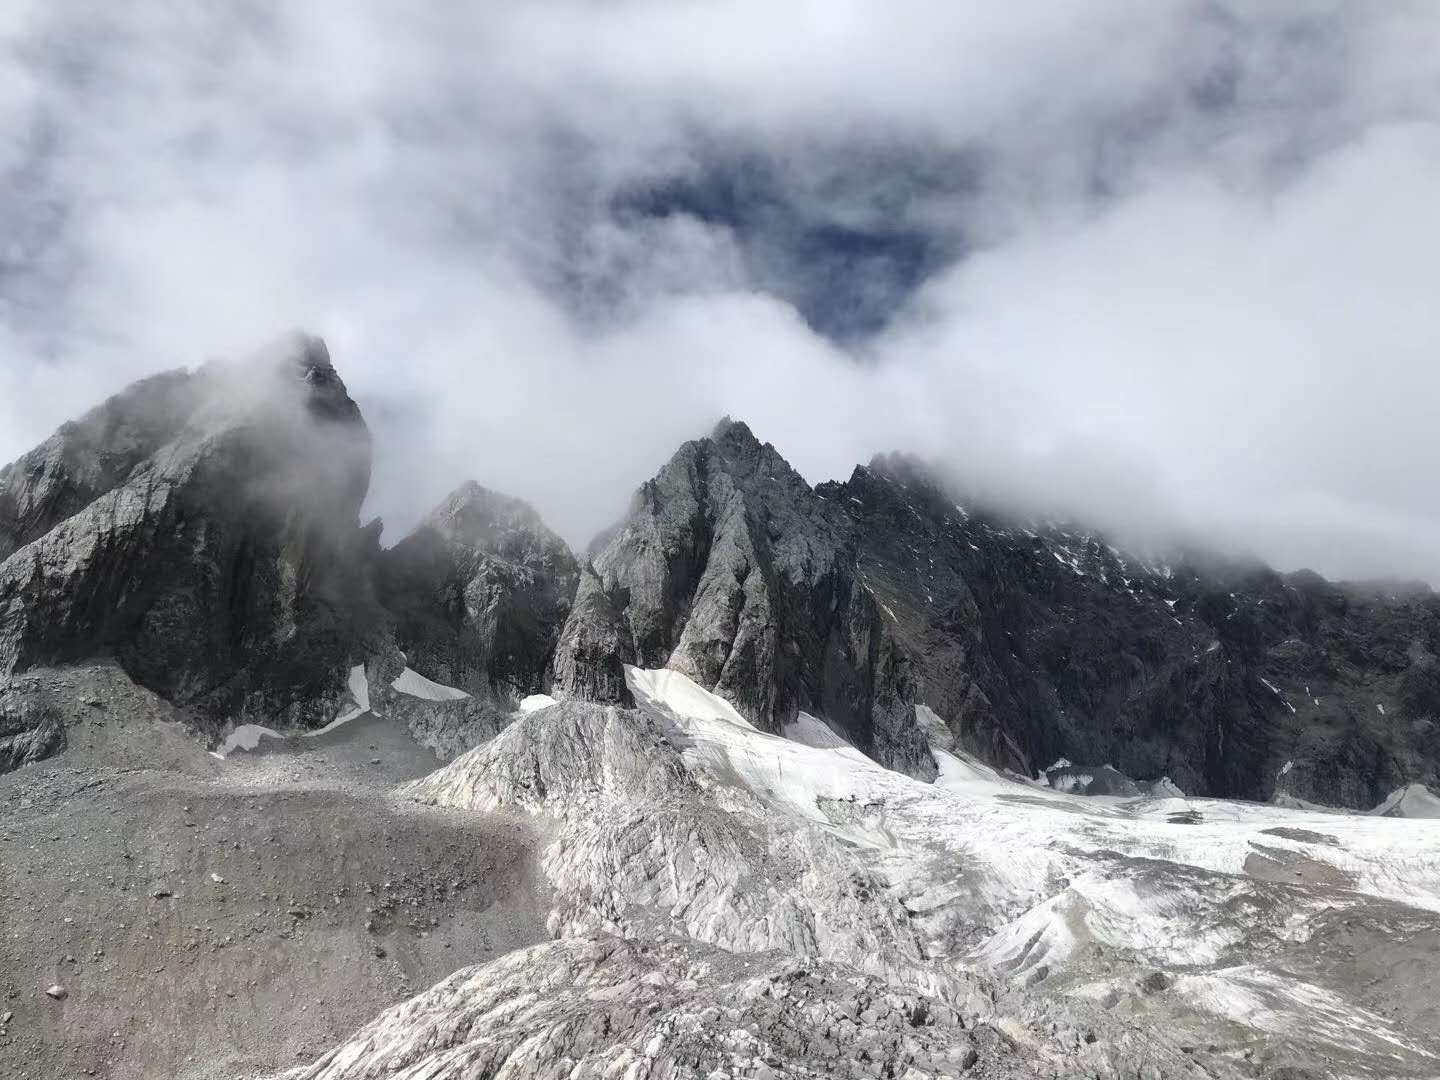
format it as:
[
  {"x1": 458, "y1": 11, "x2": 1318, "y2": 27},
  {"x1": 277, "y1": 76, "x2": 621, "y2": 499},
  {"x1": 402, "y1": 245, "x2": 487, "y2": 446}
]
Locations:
[{"x1": 3, "y1": 339, "x2": 1438, "y2": 808}]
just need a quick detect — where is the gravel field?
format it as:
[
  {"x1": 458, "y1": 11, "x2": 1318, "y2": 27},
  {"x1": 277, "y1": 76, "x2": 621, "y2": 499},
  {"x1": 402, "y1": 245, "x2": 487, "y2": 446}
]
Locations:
[{"x1": 0, "y1": 675, "x2": 548, "y2": 1080}]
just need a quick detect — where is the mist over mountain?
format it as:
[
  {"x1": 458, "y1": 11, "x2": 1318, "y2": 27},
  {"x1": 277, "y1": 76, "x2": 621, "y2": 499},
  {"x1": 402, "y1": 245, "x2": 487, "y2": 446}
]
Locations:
[
  {"x1": 2, "y1": 343, "x2": 1440, "y2": 1078},
  {"x1": 4, "y1": 7, "x2": 1440, "y2": 1079},
  {"x1": 6, "y1": 341, "x2": 1438, "y2": 807},
  {"x1": 4, "y1": 4, "x2": 1440, "y2": 584}
]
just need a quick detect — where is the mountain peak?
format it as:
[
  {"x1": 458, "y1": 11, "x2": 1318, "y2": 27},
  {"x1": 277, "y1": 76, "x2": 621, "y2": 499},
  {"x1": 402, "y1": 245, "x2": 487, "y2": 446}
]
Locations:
[
  {"x1": 278, "y1": 332, "x2": 363, "y2": 427},
  {"x1": 288, "y1": 331, "x2": 332, "y2": 374},
  {"x1": 710, "y1": 415, "x2": 758, "y2": 446},
  {"x1": 424, "y1": 480, "x2": 553, "y2": 544},
  {"x1": 381, "y1": 481, "x2": 579, "y2": 699}
]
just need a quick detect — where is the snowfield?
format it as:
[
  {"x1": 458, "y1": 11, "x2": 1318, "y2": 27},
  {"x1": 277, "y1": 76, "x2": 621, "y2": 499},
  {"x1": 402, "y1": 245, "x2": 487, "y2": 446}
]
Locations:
[
  {"x1": 284, "y1": 666, "x2": 1440, "y2": 1079},
  {"x1": 391, "y1": 666, "x2": 471, "y2": 702}
]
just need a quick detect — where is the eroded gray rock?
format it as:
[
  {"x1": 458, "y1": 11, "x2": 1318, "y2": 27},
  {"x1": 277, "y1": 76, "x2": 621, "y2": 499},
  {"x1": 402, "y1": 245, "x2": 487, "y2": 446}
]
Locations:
[
  {"x1": 0, "y1": 336, "x2": 379, "y2": 745},
  {"x1": 551, "y1": 419, "x2": 934, "y2": 777},
  {"x1": 554, "y1": 420, "x2": 1440, "y2": 804},
  {"x1": 378, "y1": 481, "x2": 578, "y2": 698}
]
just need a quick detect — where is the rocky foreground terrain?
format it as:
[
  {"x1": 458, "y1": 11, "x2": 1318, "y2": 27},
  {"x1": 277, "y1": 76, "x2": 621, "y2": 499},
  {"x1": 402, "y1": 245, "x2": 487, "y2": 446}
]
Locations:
[{"x1": 2, "y1": 337, "x2": 1438, "y2": 1079}]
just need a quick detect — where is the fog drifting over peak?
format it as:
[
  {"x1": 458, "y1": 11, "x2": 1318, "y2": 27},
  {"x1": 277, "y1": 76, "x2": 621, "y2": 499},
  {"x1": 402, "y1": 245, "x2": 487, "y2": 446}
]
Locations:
[{"x1": 3, "y1": 2, "x2": 1439, "y2": 581}]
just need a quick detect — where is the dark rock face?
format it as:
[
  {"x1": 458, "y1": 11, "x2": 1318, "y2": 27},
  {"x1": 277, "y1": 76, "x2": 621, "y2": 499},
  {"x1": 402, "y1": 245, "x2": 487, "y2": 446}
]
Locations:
[
  {"x1": 0, "y1": 370, "x2": 204, "y2": 565},
  {"x1": 827, "y1": 454, "x2": 1440, "y2": 807},
  {"x1": 0, "y1": 336, "x2": 380, "y2": 738},
  {"x1": 5, "y1": 354, "x2": 1437, "y2": 809},
  {"x1": 0, "y1": 682, "x2": 66, "y2": 771},
  {"x1": 0, "y1": 337, "x2": 585, "y2": 774},
  {"x1": 550, "y1": 565, "x2": 636, "y2": 706},
  {"x1": 378, "y1": 482, "x2": 579, "y2": 699},
  {"x1": 551, "y1": 420, "x2": 935, "y2": 777},
  {"x1": 555, "y1": 431, "x2": 1440, "y2": 807}
]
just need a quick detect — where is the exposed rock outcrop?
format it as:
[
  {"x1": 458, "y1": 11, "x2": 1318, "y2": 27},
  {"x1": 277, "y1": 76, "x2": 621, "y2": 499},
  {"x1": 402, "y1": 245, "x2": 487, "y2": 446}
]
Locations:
[
  {"x1": 0, "y1": 338, "x2": 587, "y2": 773},
  {"x1": 5, "y1": 347, "x2": 1438, "y2": 808},
  {"x1": 830, "y1": 454, "x2": 1440, "y2": 806},
  {"x1": 0, "y1": 370, "x2": 204, "y2": 565},
  {"x1": 0, "y1": 335, "x2": 380, "y2": 739},
  {"x1": 550, "y1": 419, "x2": 935, "y2": 777},
  {"x1": 378, "y1": 482, "x2": 578, "y2": 699},
  {"x1": 267, "y1": 935, "x2": 1061, "y2": 1080},
  {"x1": 553, "y1": 426, "x2": 1440, "y2": 806}
]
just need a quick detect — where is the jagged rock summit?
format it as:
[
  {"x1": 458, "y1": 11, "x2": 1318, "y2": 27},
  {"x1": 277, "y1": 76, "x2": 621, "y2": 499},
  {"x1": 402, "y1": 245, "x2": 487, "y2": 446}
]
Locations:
[
  {"x1": 0, "y1": 335, "x2": 378, "y2": 760},
  {"x1": 4, "y1": 345, "x2": 1440, "y2": 1080},
  {"x1": 551, "y1": 417, "x2": 937, "y2": 777},
  {"x1": 4, "y1": 344, "x2": 1439, "y2": 810},
  {"x1": 554, "y1": 426, "x2": 1440, "y2": 807},
  {"x1": 379, "y1": 480, "x2": 579, "y2": 699},
  {"x1": 0, "y1": 338, "x2": 590, "y2": 771}
]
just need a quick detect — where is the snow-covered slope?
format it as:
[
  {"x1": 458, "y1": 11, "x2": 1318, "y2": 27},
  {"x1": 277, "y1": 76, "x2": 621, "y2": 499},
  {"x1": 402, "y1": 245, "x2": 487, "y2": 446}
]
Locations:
[
  {"x1": 1371, "y1": 782, "x2": 1440, "y2": 819},
  {"x1": 391, "y1": 665, "x2": 471, "y2": 702},
  {"x1": 290, "y1": 667, "x2": 1440, "y2": 1079}
]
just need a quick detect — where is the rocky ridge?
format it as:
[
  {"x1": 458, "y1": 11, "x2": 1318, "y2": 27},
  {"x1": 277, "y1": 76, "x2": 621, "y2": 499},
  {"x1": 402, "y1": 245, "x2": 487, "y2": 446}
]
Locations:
[
  {"x1": 378, "y1": 481, "x2": 578, "y2": 700},
  {"x1": 0, "y1": 337, "x2": 377, "y2": 742},
  {"x1": 551, "y1": 419, "x2": 938, "y2": 778},
  {"x1": 553, "y1": 428, "x2": 1440, "y2": 807},
  {"x1": 4, "y1": 345, "x2": 1439, "y2": 807},
  {"x1": 3, "y1": 342, "x2": 1439, "y2": 1080}
]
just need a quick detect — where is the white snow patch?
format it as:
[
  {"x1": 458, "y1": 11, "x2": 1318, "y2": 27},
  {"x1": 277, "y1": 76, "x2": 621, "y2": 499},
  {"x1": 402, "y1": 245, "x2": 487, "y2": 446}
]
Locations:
[
  {"x1": 215, "y1": 724, "x2": 283, "y2": 758},
  {"x1": 626, "y1": 666, "x2": 754, "y2": 730},
  {"x1": 348, "y1": 663, "x2": 370, "y2": 711},
  {"x1": 1370, "y1": 783, "x2": 1440, "y2": 819},
  {"x1": 628, "y1": 664, "x2": 1440, "y2": 913},
  {"x1": 1259, "y1": 678, "x2": 1296, "y2": 713},
  {"x1": 627, "y1": 666, "x2": 894, "y2": 834},
  {"x1": 305, "y1": 665, "x2": 372, "y2": 736},
  {"x1": 404, "y1": 657, "x2": 1440, "y2": 1075},
  {"x1": 391, "y1": 667, "x2": 470, "y2": 702},
  {"x1": 783, "y1": 711, "x2": 851, "y2": 750},
  {"x1": 1175, "y1": 967, "x2": 1432, "y2": 1055},
  {"x1": 931, "y1": 746, "x2": 1015, "y2": 794},
  {"x1": 518, "y1": 693, "x2": 558, "y2": 714}
]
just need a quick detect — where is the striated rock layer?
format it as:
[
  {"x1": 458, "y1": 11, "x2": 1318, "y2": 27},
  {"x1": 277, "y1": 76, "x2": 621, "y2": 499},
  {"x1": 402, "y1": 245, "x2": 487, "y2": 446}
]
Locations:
[{"x1": 303, "y1": 667, "x2": 1440, "y2": 1079}]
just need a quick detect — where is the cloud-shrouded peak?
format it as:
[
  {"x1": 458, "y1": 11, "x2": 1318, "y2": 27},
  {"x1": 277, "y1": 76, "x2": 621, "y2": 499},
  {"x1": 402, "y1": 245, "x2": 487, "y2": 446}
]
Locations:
[{"x1": 2, "y1": 3, "x2": 1439, "y2": 581}]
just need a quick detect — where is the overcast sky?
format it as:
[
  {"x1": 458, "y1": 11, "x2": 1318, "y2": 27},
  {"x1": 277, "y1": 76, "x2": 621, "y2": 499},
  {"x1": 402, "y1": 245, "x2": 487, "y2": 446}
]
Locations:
[{"x1": 3, "y1": 2, "x2": 1440, "y2": 582}]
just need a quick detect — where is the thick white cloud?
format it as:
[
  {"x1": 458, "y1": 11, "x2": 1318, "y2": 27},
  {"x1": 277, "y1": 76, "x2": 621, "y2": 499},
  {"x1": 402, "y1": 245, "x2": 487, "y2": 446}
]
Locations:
[{"x1": 2, "y1": 2, "x2": 1439, "y2": 582}]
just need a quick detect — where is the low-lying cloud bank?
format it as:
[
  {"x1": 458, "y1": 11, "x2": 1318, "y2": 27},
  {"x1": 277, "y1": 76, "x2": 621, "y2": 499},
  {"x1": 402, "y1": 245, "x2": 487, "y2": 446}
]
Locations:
[{"x1": 2, "y1": 2, "x2": 1438, "y2": 582}]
